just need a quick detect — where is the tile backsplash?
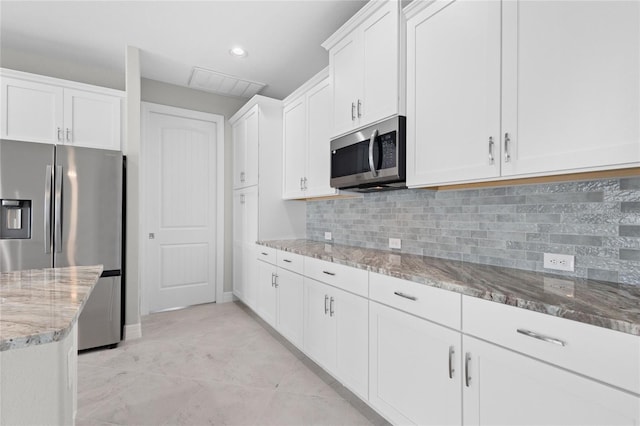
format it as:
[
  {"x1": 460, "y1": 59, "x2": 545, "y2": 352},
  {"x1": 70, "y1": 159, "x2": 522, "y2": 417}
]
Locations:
[{"x1": 306, "y1": 177, "x2": 640, "y2": 285}]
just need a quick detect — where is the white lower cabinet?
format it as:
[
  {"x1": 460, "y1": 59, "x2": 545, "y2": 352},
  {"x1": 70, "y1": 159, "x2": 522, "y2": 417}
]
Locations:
[
  {"x1": 462, "y1": 335, "x2": 640, "y2": 426},
  {"x1": 303, "y1": 277, "x2": 368, "y2": 399},
  {"x1": 369, "y1": 301, "x2": 462, "y2": 426},
  {"x1": 256, "y1": 258, "x2": 278, "y2": 328}
]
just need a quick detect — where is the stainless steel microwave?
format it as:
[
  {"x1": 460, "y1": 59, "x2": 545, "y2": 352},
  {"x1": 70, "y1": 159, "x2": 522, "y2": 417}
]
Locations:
[{"x1": 330, "y1": 115, "x2": 406, "y2": 192}]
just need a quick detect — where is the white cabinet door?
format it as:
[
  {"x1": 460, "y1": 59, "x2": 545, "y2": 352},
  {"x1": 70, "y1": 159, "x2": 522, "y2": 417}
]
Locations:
[
  {"x1": 282, "y1": 97, "x2": 307, "y2": 199},
  {"x1": 232, "y1": 119, "x2": 246, "y2": 189},
  {"x1": 406, "y1": 0, "x2": 501, "y2": 187},
  {"x1": 232, "y1": 191, "x2": 246, "y2": 302},
  {"x1": 243, "y1": 105, "x2": 260, "y2": 187},
  {"x1": 502, "y1": 0, "x2": 640, "y2": 177},
  {"x1": 257, "y1": 259, "x2": 277, "y2": 327},
  {"x1": 242, "y1": 187, "x2": 258, "y2": 309},
  {"x1": 360, "y1": 1, "x2": 399, "y2": 127},
  {"x1": 333, "y1": 287, "x2": 369, "y2": 400},
  {"x1": 275, "y1": 268, "x2": 304, "y2": 349},
  {"x1": 1, "y1": 77, "x2": 63, "y2": 144},
  {"x1": 330, "y1": 33, "x2": 362, "y2": 137},
  {"x1": 305, "y1": 78, "x2": 336, "y2": 198},
  {"x1": 303, "y1": 277, "x2": 335, "y2": 371},
  {"x1": 369, "y1": 301, "x2": 462, "y2": 426},
  {"x1": 63, "y1": 88, "x2": 121, "y2": 150},
  {"x1": 463, "y1": 336, "x2": 640, "y2": 426}
]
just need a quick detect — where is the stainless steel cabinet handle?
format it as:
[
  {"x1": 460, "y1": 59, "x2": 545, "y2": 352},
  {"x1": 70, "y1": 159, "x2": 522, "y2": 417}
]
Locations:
[
  {"x1": 240, "y1": 194, "x2": 245, "y2": 204},
  {"x1": 322, "y1": 271, "x2": 336, "y2": 276},
  {"x1": 488, "y1": 136, "x2": 495, "y2": 164},
  {"x1": 57, "y1": 127, "x2": 63, "y2": 142},
  {"x1": 240, "y1": 171, "x2": 245, "y2": 183},
  {"x1": 65, "y1": 128, "x2": 71, "y2": 142},
  {"x1": 271, "y1": 273, "x2": 275, "y2": 287},
  {"x1": 357, "y1": 99, "x2": 362, "y2": 118},
  {"x1": 368, "y1": 129, "x2": 379, "y2": 177},
  {"x1": 54, "y1": 165, "x2": 63, "y2": 253},
  {"x1": 44, "y1": 165, "x2": 52, "y2": 253},
  {"x1": 261, "y1": 252, "x2": 269, "y2": 256},
  {"x1": 465, "y1": 352, "x2": 471, "y2": 387},
  {"x1": 504, "y1": 132, "x2": 511, "y2": 162},
  {"x1": 448, "y1": 346, "x2": 455, "y2": 379},
  {"x1": 324, "y1": 295, "x2": 329, "y2": 314},
  {"x1": 330, "y1": 297, "x2": 335, "y2": 317},
  {"x1": 300, "y1": 177, "x2": 304, "y2": 191},
  {"x1": 394, "y1": 291, "x2": 417, "y2": 301},
  {"x1": 283, "y1": 259, "x2": 292, "y2": 263},
  {"x1": 274, "y1": 274, "x2": 278, "y2": 288},
  {"x1": 517, "y1": 329, "x2": 566, "y2": 347},
  {"x1": 303, "y1": 177, "x2": 308, "y2": 190},
  {"x1": 351, "y1": 102, "x2": 356, "y2": 121}
]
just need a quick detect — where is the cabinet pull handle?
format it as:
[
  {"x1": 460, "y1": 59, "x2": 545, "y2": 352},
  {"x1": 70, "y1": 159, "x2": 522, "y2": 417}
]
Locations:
[
  {"x1": 261, "y1": 252, "x2": 269, "y2": 256},
  {"x1": 65, "y1": 128, "x2": 72, "y2": 142},
  {"x1": 57, "y1": 127, "x2": 63, "y2": 142},
  {"x1": 240, "y1": 171, "x2": 245, "y2": 183},
  {"x1": 448, "y1": 346, "x2": 455, "y2": 379},
  {"x1": 394, "y1": 291, "x2": 417, "y2": 301},
  {"x1": 283, "y1": 259, "x2": 292, "y2": 263},
  {"x1": 465, "y1": 352, "x2": 471, "y2": 387},
  {"x1": 504, "y1": 132, "x2": 511, "y2": 162},
  {"x1": 322, "y1": 271, "x2": 336, "y2": 276},
  {"x1": 488, "y1": 136, "x2": 495, "y2": 164},
  {"x1": 330, "y1": 297, "x2": 335, "y2": 317},
  {"x1": 351, "y1": 102, "x2": 356, "y2": 121},
  {"x1": 357, "y1": 99, "x2": 362, "y2": 118},
  {"x1": 303, "y1": 177, "x2": 308, "y2": 190},
  {"x1": 517, "y1": 329, "x2": 566, "y2": 347},
  {"x1": 274, "y1": 274, "x2": 278, "y2": 288},
  {"x1": 324, "y1": 295, "x2": 329, "y2": 314},
  {"x1": 271, "y1": 273, "x2": 275, "y2": 287},
  {"x1": 300, "y1": 177, "x2": 303, "y2": 190}
]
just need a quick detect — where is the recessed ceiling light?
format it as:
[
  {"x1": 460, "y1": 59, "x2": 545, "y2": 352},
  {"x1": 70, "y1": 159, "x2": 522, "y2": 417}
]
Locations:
[{"x1": 229, "y1": 47, "x2": 247, "y2": 58}]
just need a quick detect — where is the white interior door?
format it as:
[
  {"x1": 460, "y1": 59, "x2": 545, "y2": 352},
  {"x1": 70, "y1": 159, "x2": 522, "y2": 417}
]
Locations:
[{"x1": 143, "y1": 104, "x2": 222, "y2": 313}]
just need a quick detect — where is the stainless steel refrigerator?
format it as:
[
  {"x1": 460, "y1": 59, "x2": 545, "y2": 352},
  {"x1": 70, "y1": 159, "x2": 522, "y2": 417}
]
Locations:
[{"x1": 0, "y1": 139, "x2": 123, "y2": 350}]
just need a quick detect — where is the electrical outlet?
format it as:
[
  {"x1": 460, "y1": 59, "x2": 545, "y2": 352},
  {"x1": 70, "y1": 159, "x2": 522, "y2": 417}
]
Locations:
[
  {"x1": 324, "y1": 232, "x2": 332, "y2": 241},
  {"x1": 543, "y1": 253, "x2": 575, "y2": 272},
  {"x1": 389, "y1": 238, "x2": 401, "y2": 249}
]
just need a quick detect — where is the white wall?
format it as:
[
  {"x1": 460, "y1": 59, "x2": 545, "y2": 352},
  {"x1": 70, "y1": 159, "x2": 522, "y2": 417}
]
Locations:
[{"x1": 141, "y1": 78, "x2": 245, "y2": 292}]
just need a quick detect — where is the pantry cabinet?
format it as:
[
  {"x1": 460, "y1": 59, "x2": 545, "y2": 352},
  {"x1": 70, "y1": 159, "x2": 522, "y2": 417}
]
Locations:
[
  {"x1": 303, "y1": 277, "x2": 369, "y2": 400},
  {"x1": 282, "y1": 69, "x2": 336, "y2": 199},
  {"x1": 405, "y1": 0, "x2": 640, "y2": 187},
  {"x1": 232, "y1": 104, "x2": 259, "y2": 189},
  {"x1": 1, "y1": 69, "x2": 123, "y2": 150},
  {"x1": 232, "y1": 187, "x2": 258, "y2": 310},
  {"x1": 323, "y1": 0, "x2": 403, "y2": 139}
]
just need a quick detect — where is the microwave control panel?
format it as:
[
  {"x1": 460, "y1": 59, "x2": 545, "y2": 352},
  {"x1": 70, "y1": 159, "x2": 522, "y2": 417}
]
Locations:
[{"x1": 379, "y1": 131, "x2": 397, "y2": 170}]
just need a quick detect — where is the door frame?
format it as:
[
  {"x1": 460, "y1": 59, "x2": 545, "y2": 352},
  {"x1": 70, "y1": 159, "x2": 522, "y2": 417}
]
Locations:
[{"x1": 140, "y1": 102, "x2": 225, "y2": 315}]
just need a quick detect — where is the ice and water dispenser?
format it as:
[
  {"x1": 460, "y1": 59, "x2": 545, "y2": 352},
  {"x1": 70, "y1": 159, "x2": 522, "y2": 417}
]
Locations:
[{"x1": 0, "y1": 199, "x2": 31, "y2": 239}]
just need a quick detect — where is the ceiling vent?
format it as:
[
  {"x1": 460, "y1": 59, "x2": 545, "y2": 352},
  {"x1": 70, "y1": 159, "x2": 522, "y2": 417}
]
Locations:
[{"x1": 188, "y1": 67, "x2": 265, "y2": 98}]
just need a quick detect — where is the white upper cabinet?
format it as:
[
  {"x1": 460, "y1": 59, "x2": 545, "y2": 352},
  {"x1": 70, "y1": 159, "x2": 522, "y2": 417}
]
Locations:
[
  {"x1": 232, "y1": 105, "x2": 259, "y2": 189},
  {"x1": 323, "y1": 0, "x2": 403, "y2": 139},
  {"x1": 282, "y1": 69, "x2": 336, "y2": 199},
  {"x1": 405, "y1": 0, "x2": 640, "y2": 187},
  {"x1": 1, "y1": 69, "x2": 123, "y2": 150}
]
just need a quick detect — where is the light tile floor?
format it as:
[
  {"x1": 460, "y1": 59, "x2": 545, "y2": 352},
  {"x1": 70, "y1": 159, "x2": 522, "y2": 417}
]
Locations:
[{"x1": 77, "y1": 301, "x2": 389, "y2": 426}]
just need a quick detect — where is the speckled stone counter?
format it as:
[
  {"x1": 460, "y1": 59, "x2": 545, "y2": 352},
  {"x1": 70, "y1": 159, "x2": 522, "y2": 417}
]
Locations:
[
  {"x1": 258, "y1": 239, "x2": 640, "y2": 336},
  {"x1": 0, "y1": 265, "x2": 103, "y2": 351}
]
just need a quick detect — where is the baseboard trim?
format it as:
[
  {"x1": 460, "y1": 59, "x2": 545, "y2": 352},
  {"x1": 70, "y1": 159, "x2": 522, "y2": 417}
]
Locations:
[
  {"x1": 123, "y1": 323, "x2": 142, "y2": 340},
  {"x1": 220, "y1": 291, "x2": 236, "y2": 303}
]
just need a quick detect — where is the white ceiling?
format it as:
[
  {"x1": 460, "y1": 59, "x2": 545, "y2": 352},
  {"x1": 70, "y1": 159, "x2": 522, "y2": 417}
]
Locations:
[{"x1": 0, "y1": 1, "x2": 368, "y2": 99}]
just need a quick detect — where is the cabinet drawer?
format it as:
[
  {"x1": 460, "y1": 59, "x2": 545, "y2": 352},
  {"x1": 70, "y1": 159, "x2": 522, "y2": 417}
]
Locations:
[
  {"x1": 369, "y1": 272, "x2": 461, "y2": 330},
  {"x1": 256, "y1": 246, "x2": 277, "y2": 264},
  {"x1": 463, "y1": 296, "x2": 640, "y2": 395},
  {"x1": 304, "y1": 257, "x2": 368, "y2": 297},
  {"x1": 277, "y1": 251, "x2": 303, "y2": 274}
]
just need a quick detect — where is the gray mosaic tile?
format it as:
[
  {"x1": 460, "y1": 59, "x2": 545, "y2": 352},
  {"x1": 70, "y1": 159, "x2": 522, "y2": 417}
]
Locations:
[
  {"x1": 587, "y1": 269, "x2": 619, "y2": 282},
  {"x1": 620, "y1": 225, "x2": 640, "y2": 237},
  {"x1": 620, "y1": 177, "x2": 640, "y2": 190},
  {"x1": 620, "y1": 249, "x2": 640, "y2": 261},
  {"x1": 549, "y1": 234, "x2": 603, "y2": 246}
]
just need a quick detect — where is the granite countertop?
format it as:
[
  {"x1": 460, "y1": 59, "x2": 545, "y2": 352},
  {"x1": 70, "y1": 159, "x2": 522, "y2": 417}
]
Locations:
[
  {"x1": 258, "y1": 239, "x2": 640, "y2": 336},
  {"x1": 0, "y1": 265, "x2": 103, "y2": 351}
]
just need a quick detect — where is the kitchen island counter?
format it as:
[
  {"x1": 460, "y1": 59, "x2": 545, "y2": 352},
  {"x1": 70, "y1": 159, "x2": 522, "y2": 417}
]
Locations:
[
  {"x1": 0, "y1": 265, "x2": 103, "y2": 351},
  {"x1": 258, "y1": 239, "x2": 640, "y2": 336}
]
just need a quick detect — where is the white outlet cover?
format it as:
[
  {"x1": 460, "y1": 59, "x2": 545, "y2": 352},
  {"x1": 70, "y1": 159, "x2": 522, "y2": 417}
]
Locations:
[
  {"x1": 543, "y1": 253, "x2": 575, "y2": 272},
  {"x1": 389, "y1": 238, "x2": 401, "y2": 249},
  {"x1": 324, "y1": 232, "x2": 332, "y2": 241}
]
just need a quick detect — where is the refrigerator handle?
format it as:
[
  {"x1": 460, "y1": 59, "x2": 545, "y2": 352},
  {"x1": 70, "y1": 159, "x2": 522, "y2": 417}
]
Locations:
[
  {"x1": 54, "y1": 165, "x2": 63, "y2": 253},
  {"x1": 44, "y1": 165, "x2": 52, "y2": 253}
]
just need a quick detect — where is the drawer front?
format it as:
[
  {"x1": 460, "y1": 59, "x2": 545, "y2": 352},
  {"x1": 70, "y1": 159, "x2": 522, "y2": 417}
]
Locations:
[
  {"x1": 277, "y1": 250, "x2": 304, "y2": 274},
  {"x1": 256, "y1": 246, "x2": 277, "y2": 264},
  {"x1": 369, "y1": 272, "x2": 461, "y2": 330},
  {"x1": 304, "y1": 257, "x2": 368, "y2": 297},
  {"x1": 463, "y1": 296, "x2": 640, "y2": 395}
]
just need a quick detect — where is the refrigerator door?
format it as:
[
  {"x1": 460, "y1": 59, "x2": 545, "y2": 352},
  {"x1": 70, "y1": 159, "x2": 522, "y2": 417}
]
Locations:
[
  {"x1": 78, "y1": 275, "x2": 121, "y2": 350},
  {"x1": 54, "y1": 145, "x2": 122, "y2": 270},
  {"x1": 0, "y1": 140, "x2": 54, "y2": 272}
]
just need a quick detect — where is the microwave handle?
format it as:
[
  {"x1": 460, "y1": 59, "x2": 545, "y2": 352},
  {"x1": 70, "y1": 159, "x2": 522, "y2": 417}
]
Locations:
[{"x1": 368, "y1": 129, "x2": 379, "y2": 176}]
